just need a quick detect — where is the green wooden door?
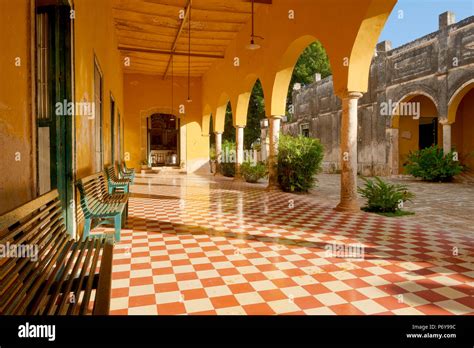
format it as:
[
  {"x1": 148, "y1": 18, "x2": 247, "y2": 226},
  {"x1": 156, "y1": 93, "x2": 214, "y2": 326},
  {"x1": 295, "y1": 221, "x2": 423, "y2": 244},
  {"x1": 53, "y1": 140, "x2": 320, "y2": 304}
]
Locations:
[
  {"x1": 110, "y1": 95, "x2": 115, "y2": 164},
  {"x1": 36, "y1": 5, "x2": 74, "y2": 234}
]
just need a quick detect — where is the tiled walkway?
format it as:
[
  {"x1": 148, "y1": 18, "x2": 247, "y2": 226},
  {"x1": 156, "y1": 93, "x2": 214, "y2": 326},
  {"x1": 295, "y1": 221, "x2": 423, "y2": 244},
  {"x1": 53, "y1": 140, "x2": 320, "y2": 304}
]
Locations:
[{"x1": 101, "y1": 173, "x2": 473, "y2": 315}]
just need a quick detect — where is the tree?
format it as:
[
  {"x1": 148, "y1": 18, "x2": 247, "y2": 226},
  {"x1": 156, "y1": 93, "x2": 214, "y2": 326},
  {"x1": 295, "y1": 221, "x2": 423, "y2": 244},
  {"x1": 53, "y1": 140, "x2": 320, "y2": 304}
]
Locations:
[
  {"x1": 290, "y1": 41, "x2": 331, "y2": 87},
  {"x1": 244, "y1": 80, "x2": 265, "y2": 149},
  {"x1": 209, "y1": 114, "x2": 215, "y2": 146},
  {"x1": 223, "y1": 102, "x2": 235, "y2": 143}
]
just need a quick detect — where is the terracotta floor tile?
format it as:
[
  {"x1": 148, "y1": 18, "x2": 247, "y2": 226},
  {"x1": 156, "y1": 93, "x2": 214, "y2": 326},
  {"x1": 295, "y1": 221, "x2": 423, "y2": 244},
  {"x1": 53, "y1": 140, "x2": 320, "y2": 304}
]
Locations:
[{"x1": 106, "y1": 174, "x2": 474, "y2": 316}]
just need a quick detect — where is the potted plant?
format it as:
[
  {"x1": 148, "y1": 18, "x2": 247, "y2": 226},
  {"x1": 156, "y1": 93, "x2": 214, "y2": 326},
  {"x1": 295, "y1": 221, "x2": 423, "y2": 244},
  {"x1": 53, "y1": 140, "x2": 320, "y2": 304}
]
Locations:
[
  {"x1": 140, "y1": 160, "x2": 149, "y2": 170},
  {"x1": 240, "y1": 160, "x2": 268, "y2": 183}
]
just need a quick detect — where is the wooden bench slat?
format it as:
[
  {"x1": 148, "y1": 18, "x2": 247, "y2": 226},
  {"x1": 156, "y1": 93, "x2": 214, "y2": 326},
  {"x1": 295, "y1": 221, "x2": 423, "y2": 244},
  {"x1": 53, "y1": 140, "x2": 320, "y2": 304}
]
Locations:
[
  {"x1": 0, "y1": 200, "x2": 62, "y2": 244},
  {"x1": 43, "y1": 241, "x2": 83, "y2": 314},
  {"x1": 80, "y1": 238, "x2": 103, "y2": 315},
  {"x1": 0, "y1": 227, "x2": 66, "y2": 312},
  {"x1": 55, "y1": 239, "x2": 89, "y2": 314},
  {"x1": 67, "y1": 238, "x2": 96, "y2": 315},
  {"x1": 92, "y1": 234, "x2": 114, "y2": 315},
  {"x1": 3, "y1": 233, "x2": 71, "y2": 315},
  {"x1": 0, "y1": 221, "x2": 64, "y2": 294},
  {"x1": 0, "y1": 190, "x2": 60, "y2": 232},
  {"x1": 0, "y1": 189, "x2": 114, "y2": 316},
  {"x1": 27, "y1": 238, "x2": 76, "y2": 315}
]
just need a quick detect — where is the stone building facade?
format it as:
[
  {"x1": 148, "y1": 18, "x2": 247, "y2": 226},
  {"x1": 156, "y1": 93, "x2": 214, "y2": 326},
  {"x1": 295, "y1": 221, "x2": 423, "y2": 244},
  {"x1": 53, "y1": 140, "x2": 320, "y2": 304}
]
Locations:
[{"x1": 282, "y1": 12, "x2": 474, "y2": 176}]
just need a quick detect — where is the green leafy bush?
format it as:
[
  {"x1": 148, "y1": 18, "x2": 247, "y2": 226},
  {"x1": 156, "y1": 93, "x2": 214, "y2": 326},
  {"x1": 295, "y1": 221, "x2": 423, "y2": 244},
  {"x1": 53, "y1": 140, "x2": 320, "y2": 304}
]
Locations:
[
  {"x1": 240, "y1": 161, "x2": 267, "y2": 183},
  {"x1": 277, "y1": 135, "x2": 324, "y2": 192},
  {"x1": 358, "y1": 177, "x2": 414, "y2": 213},
  {"x1": 221, "y1": 162, "x2": 235, "y2": 177},
  {"x1": 220, "y1": 140, "x2": 236, "y2": 177},
  {"x1": 404, "y1": 145, "x2": 463, "y2": 182}
]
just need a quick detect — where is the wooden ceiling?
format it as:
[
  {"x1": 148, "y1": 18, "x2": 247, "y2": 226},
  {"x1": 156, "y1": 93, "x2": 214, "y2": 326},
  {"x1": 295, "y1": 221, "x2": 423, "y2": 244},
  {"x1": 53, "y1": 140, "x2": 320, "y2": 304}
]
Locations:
[{"x1": 113, "y1": 0, "x2": 272, "y2": 78}]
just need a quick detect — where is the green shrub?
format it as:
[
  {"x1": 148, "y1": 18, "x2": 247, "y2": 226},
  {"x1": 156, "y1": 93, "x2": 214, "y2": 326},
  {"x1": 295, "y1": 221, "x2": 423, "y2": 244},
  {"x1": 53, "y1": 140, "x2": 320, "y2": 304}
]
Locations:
[
  {"x1": 240, "y1": 161, "x2": 267, "y2": 183},
  {"x1": 358, "y1": 177, "x2": 414, "y2": 213},
  {"x1": 404, "y1": 145, "x2": 463, "y2": 182},
  {"x1": 220, "y1": 162, "x2": 235, "y2": 177},
  {"x1": 277, "y1": 135, "x2": 324, "y2": 192},
  {"x1": 220, "y1": 140, "x2": 236, "y2": 177}
]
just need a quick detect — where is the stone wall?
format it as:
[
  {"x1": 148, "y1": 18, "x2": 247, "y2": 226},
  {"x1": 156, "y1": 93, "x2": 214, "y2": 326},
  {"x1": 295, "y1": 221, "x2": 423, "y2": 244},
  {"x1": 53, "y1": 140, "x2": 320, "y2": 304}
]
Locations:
[{"x1": 282, "y1": 12, "x2": 474, "y2": 176}]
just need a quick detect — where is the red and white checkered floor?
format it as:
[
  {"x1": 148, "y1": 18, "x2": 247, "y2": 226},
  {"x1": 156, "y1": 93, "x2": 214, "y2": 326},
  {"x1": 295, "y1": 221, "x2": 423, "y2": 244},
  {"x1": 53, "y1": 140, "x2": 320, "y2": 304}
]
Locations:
[{"x1": 96, "y1": 174, "x2": 473, "y2": 315}]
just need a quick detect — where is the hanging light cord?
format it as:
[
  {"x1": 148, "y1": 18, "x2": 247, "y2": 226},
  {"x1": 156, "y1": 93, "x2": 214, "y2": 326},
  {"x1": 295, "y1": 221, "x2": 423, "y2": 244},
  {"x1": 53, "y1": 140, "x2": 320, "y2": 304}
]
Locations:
[
  {"x1": 187, "y1": 5, "x2": 191, "y2": 101},
  {"x1": 171, "y1": 54, "x2": 174, "y2": 113},
  {"x1": 251, "y1": 0, "x2": 255, "y2": 40}
]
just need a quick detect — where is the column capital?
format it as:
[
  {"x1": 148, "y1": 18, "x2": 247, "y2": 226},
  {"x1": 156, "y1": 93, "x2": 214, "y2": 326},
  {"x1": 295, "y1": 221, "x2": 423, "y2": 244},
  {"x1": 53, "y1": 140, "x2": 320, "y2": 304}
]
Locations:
[
  {"x1": 234, "y1": 125, "x2": 246, "y2": 129},
  {"x1": 340, "y1": 91, "x2": 363, "y2": 100},
  {"x1": 214, "y1": 131, "x2": 223, "y2": 135},
  {"x1": 439, "y1": 119, "x2": 451, "y2": 126},
  {"x1": 268, "y1": 115, "x2": 284, "y2": 120}
]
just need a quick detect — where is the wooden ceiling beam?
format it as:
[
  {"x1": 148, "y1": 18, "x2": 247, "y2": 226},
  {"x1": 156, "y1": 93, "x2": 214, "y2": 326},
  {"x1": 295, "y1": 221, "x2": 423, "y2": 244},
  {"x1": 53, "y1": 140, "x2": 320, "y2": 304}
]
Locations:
[
  {"x1": 113, "y1": 5, "x2": 250, "y2": 24},
  {"x1": 118, "y1": 45, "x2": 225, "y2": 59},
  {"x1": 117, "y1": 29, "x2": 232, "y2": 46},
  {"x1": 163, "y1": 0, "x2": 191, "y2": 79}
]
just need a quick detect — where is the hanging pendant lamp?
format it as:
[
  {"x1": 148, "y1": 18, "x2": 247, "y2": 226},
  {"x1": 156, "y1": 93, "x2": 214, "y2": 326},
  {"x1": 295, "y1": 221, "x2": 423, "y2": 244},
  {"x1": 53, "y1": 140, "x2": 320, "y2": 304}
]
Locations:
[
  {"x1": 170, "y1": 54, "x2": 175, "y2": 121},
  {"x1": 246, "y1": 0, "x2": 261, "y2": 50}
]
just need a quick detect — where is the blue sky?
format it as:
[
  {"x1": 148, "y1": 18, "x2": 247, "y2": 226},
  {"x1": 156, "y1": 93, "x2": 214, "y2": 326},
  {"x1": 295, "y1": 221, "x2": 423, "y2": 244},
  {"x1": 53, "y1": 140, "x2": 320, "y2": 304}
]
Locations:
[{"x1": 379, "y1": 0, "x2": 474, "y2": 48}]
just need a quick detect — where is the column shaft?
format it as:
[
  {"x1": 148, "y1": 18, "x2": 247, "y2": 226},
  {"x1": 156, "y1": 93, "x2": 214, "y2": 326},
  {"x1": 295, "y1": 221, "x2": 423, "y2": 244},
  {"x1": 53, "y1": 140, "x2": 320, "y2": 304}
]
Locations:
[
  {"x1": 267, "y1": 116, "x2": 281, "y2": 189},
  {"x1": 336, "y1": 92, "x2": 362, "y2": 212},
  {"x1": 215, "y1": 132, "x2": 222, "y2": 175},
  {"x1": 235, "y1": 126, "x2": 245, "y2": 180},
  {"x1": 442, "y1": 123, "x2": 452, "y2": 154}
]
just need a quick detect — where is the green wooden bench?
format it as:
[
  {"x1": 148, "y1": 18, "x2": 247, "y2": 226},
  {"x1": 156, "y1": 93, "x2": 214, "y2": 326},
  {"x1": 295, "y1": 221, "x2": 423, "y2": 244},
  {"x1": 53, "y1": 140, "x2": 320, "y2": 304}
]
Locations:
[
  {"x1": 119, "y1": 162, "x2": 135, "y2": 184},
  {"x1": 105, "y1": 165, "x2": 130, "y2": 194},
  {"x1": 0, "y1": 190, "x2": 113, "y2": 315},
  {"x1": 76, "y1": 172, "x2": 129, "y2": 242}
]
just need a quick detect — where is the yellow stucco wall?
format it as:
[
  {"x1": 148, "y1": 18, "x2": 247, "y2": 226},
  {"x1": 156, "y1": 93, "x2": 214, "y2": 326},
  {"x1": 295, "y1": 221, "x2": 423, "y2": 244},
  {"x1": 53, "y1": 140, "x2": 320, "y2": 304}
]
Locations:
[
  {"x1": 123, "y1": 74, "x2": 209, "y2": 173},
  {"x1": 453, "y1": 88, "x2": 474, "y2": 169},
  {"x1": 74, "y1": 0, "x2": 124, "y2": 179},
  {"x1": 396, "y1": 95, "x2": 440, "y2": 173},
  {"x1": 0, "y1": 0, "x2": 35, "y2": 214},
  {"x1": 0, "y1": 0, "x2": 124, "y2": 219}
]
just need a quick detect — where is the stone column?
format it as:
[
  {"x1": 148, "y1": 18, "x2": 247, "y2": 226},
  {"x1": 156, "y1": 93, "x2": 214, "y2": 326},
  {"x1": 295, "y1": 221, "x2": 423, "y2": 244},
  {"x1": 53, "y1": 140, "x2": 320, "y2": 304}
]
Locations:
[
  {"x1": 235, "y1": 126, "x2": 245, "y2": 180},
  {"x1": 260, "y1": 126, "x2": 268, "y2": 161},
  {"x1": 267, "y1": 116, "x2": 282, "y2": 189},
  {"x1": 335, "y1": 92, "x2": 363, "y2": 212},
  {"x1": 442, "y1": 123, "x2": 452, "y2": 154},
  {"x1": 215, "y1": 132, "x2": 223, "y2": 175},
  {"x1": 387, "y1": 128, "x2": 399, "y2": 175}
]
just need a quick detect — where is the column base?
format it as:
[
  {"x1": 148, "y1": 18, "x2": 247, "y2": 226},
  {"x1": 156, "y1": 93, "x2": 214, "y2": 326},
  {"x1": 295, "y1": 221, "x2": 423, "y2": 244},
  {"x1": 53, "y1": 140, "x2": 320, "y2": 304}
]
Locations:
[
  {"x1": 233, "y1": 175, "x2": 244, "y2": 182},
  {"x1": 266, "y1": 182, "x2": 280, "y2": 191},
  {"x1": 334, "y1": 200, "x2": 361, "y2": 212}
]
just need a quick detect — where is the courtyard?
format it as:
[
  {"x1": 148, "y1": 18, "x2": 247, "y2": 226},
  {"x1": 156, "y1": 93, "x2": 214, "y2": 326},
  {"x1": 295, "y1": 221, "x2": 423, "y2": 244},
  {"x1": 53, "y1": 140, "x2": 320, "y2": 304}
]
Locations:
[
  {"x1": 1, "y1": 0, "x2": 474, "y2": 334},
  {"x1": 103, "y1": 172, "x2": 474, "y2": 315}
]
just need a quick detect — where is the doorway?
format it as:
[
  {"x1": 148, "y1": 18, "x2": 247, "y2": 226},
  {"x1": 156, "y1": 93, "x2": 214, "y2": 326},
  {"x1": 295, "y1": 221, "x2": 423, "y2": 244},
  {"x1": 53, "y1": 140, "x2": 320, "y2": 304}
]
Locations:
[
  {"x1": 147, "y1": 113, "x2": 179, "y2": 166},
  {"x1": 419, "y1": 117, "x2": 438, "y2": 150},
  {"x1": 36, "y1": 4, "x2": 74, "y2": 233}
]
